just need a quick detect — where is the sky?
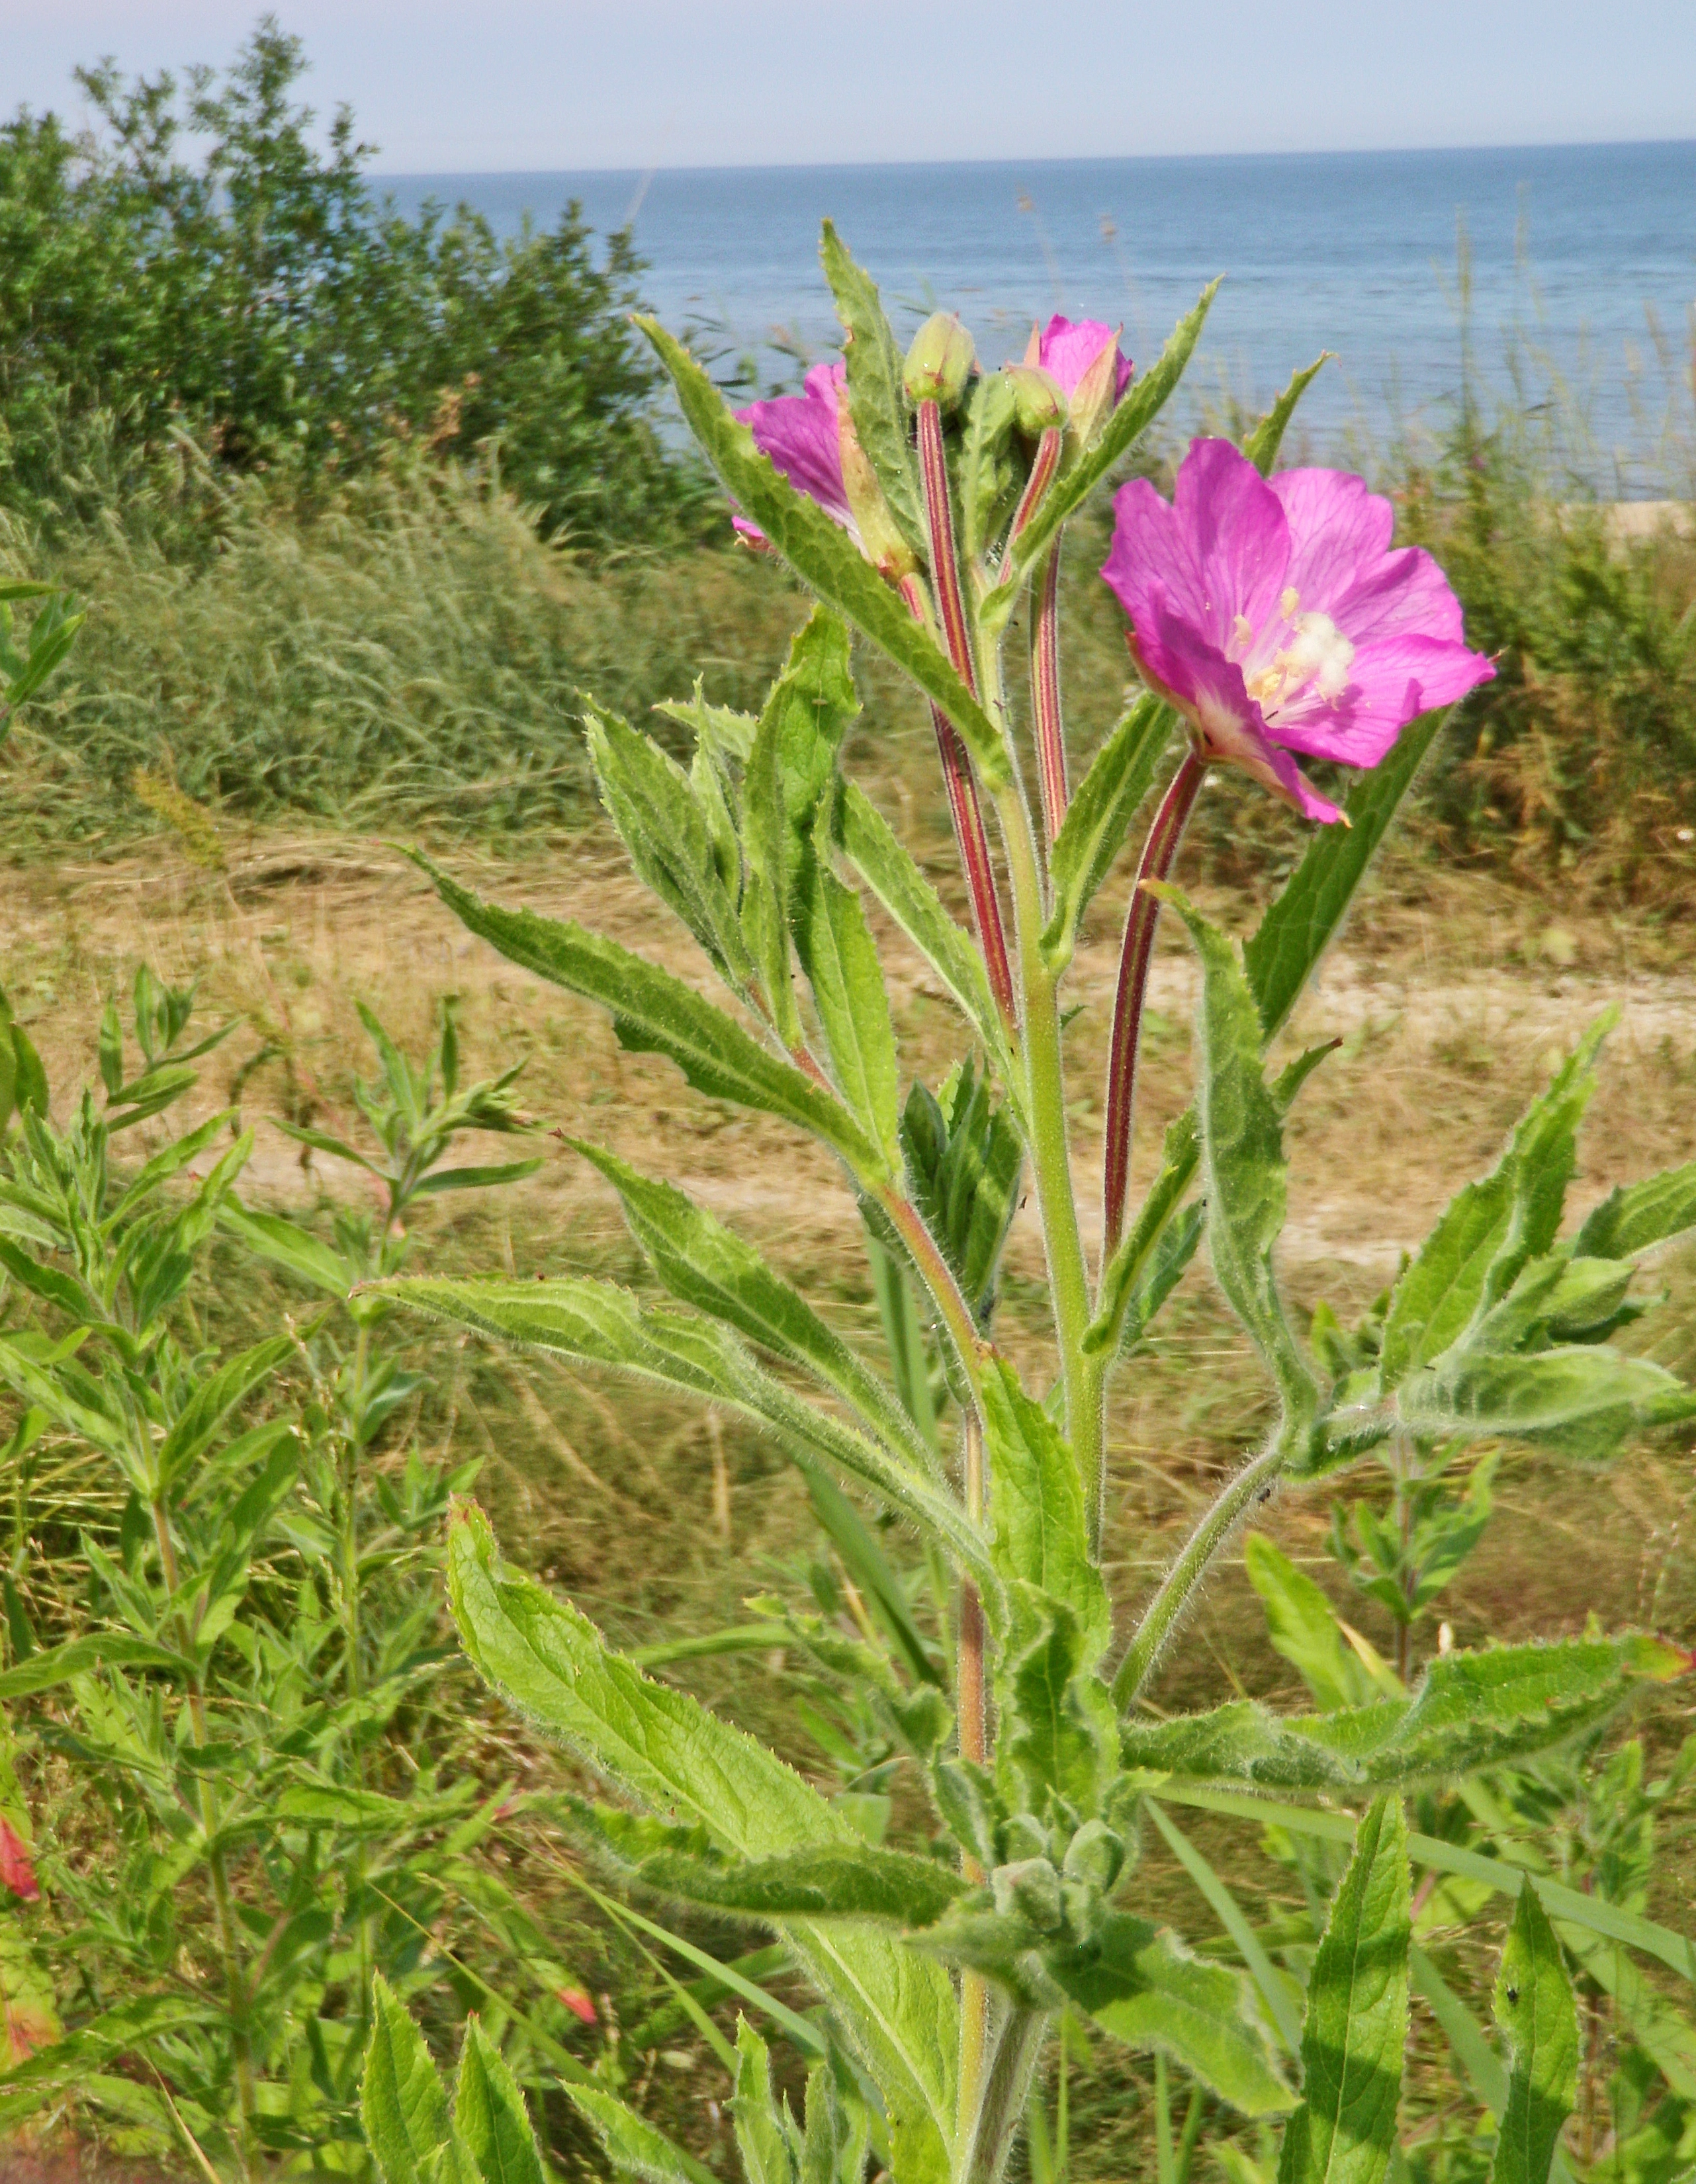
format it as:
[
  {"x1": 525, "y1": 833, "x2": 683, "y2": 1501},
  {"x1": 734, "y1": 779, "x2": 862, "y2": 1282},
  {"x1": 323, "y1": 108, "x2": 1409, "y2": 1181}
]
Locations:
[{"x1": 7, "y1": 0, "x2": 1696, "y2": 172}]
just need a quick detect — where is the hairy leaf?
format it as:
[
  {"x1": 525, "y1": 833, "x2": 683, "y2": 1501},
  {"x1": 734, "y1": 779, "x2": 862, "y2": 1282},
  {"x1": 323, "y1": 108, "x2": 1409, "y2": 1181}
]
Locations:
[
  {"x1": 567, "y1": 2086, "x2": 714, "y2": 2184},
  {"x1": 1574, "y1": 1158, "x2": 1696, "y2": 1261},
  {"x1": 1277, "y1": 1796, "x2": 1409, "y2": 2184},
  {"x1": 412, "y1": 852, "x2": 886, "y2": 1178},
  {"x1": 1053, "y1": 1913, "x2": 1296, "y2": 2117},
  {"x1": 570, "y1": 1141, "x2": 936, "y2": 1480},
  {"x1": 1396, "y1": 1343, "x2": 1696, "y2": 1462},
  {"x1": 1241, "y1": 357, "x2": 1331, "y2": 476},
  {"x1": 1158, "y1": 890, "x2": 1316, "y2": 1434},
  {"x1": 362, "y1": 1976, "x2": 452, "y2": 2184},
  {"x1": 1041, "y1": 697, "x2": 1175, "y2": 969},
  {"x1": 799, "y1": 845, "x2": 900, "y2": 1157},
  {"x1": 819, "y1": 222, "x2": 926, "y2": 558},
  {"x1": 982, "y1": 1361, "x2": 1108, "y2": 1653},
  {"x1": 731, "y1": 2019, "x2": 795, "y2": 2184},
  {"x1": 1490, "y1": 1885, "x2": 1577, "y2": 2184}
]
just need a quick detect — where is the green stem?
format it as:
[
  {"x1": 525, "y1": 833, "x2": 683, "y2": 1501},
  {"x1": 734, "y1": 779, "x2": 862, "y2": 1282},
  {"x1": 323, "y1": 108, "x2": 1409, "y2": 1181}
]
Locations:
[
  {"x1": 956, "y1": 1409, "x2": 989, "y2": 2158},
  {"x1": 990, "y1": 780, "x2": 1097, "y2": 1530},
  {"x1": 874, "y1": 1182, "x2": 988, "y2": 1399},
  {"x1": 343, "y1": 1321, "x2": 375, "y2": 2023},
  {"x1": 1110, "y1": 1442, "x2": 1286, "y2": 1709}
]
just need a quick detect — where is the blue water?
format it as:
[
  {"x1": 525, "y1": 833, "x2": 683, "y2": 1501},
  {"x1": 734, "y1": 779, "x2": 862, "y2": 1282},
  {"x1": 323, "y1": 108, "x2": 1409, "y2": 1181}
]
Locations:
[{"x1": 377, "y1": 143, "x2": 1696, "y2": 486}]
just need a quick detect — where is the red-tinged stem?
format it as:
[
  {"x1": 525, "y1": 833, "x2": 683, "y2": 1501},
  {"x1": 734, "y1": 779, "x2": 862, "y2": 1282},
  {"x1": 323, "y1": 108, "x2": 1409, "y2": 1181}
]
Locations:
[
  {"x1": 1032, "y1": 539, "x2": 1067, "y2": 841},
  {"x1": 899, "y1": 574, "x2": 1017, "y2": 1031},
  {"x1": 916, "y1": 400, "x2": 978, "y2": 698},
  {"x1": 1101, "y1": 750, "x2": 1209, "y2": 1255},
  {"x1": 999, "y1": 425, "x2": 1062, "y2": 578}
]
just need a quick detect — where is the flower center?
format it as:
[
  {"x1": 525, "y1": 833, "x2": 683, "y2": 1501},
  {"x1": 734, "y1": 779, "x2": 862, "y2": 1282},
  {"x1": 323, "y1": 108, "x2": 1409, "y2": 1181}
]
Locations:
[{"x1": 1241, "y1": 597, "x2": 1355, "y2": 716}]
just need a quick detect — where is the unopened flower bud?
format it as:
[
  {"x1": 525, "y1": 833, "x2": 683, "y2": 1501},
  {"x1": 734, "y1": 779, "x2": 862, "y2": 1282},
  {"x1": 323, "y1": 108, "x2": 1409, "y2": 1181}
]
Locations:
[
  {"x1": 903, "y1": 312, "x2": 975, "y2": 409},
  {"x1": 1003, "y1": 365, "x2": 1067, "y2": 437}
]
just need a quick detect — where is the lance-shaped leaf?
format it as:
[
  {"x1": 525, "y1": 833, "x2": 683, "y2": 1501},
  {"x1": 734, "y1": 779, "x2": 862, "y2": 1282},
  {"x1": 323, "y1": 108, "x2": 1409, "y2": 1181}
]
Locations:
[
  {"x1": 1155, "y1": 889, "x2": 1317, "y2": 1436},
  {"x1": 1244, "y1": 1534, "x2": 1378, "y2": 1712},
  {"x1": 1378, "y1": 1017, "x2": 1611, "y2": 1391},
  {"x1": 1277, "y1": 1796, "x2": 1409, "y2": 2184},
  {"x1": 830, "y1": 780, "x2": 1014, "y2": 1078},
  {"x1": 997, "y1": 1582, "x2": 1120, "y2": 1815},
  {"x1": 1395, "y1": 1344, "x2": 1696, "y2": 1462},
  {"x1": 380, "y1": 1278, "x2": 993, "y2": 1589},
  {"x1": 981, "y1": 284, "x2": 1219, "y2": 629},
  {"x1": 638, "y1": 316, "x2": 1007, "y2": 787},
  {"x1": 1241, "y1": 357, "x2": 1331, "y2": 477},
  {"x1": 819, "y1": 222, "x2": 926, "y2": 558},
  {"x1": 567, "y1": 2087, "x2": 715, "y2": 2184},
  {"x1": 447, "y1": 1506, "x2": 960, "y2": 2184},
  {"x1": 981, "y1": 1361, "x2": 1108, "y2": 1654},
  {"x1": 1243, "y1": 708, "x2": 1447, "y2": 1045},
  {"x1": 1086, "y1": 1112, "x2": 1199, "y2": 1358},
  {"x1": 799, "y1": 838, "x2": 901, "y2": 1158},
  {"x1": 455, "y1": 2019, "x2": 547, "y2": 2184},
  {"x1": 362, "y1": 1976, "x2": 453, "y2": 2184},
  {"x1": 731, "y1": 2020, "x2": 795, "y2": 2184},
  {"x1": 1119, "y1": 1633, "x2": 1689, "y2": 1794},
  {"x1": 585, "y1": 701, "x2": 752, "y2": 988},
  {"x1": 900, "y1": 1061, "x2": 1024, "y2": 1325},
  {"x1": 594, "y1": 1832, "x2": 967, "y2": 1929},
  {"x1": 1574, "y1": 1157, "x2": 1696, "y2": 1261},
  {"x1": 1051, "y1": 1913, "x2": 1296, "y2": 2117},
  {"x1": 569, "y1": 1141, "x2": 938, "y2": 1481},
  {"x1": 411, "y1": 853, "x2": 888, "y2": 1180},
  {"x1": 156, "y1": 1332, "x2": 295, "y2": 1487},
  {"x1": 1490, "y1": 1884, "x2": 1578, "y2": 2184},
  {"x1": 1041, "y1": 698, "x2": 1175, "y2": 970}
]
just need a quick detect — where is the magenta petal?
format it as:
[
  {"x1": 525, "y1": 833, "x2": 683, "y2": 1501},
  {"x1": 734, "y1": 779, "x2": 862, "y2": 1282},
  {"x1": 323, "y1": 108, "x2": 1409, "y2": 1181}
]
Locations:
[
  {"x1": 736, "y1": 362, "x2": 852, "y2": 531},
  {"x1": 1038, "y1": 315, "x2": 1128, "y2": 401},
  {"x1": 1330, "y1": 543, "x2": 1468, "y2": 648},
  {"x1": 1271, "y1": 635, "x2": 1496, "y2": 766},
  {"x1": 1169, "y1": 439, "x2": 1291, "y2": 654},
  {"x1": 1268, "y1": 469, "x2": 1395, "y2": 617},
  {"x1": 1102, "y1": 476, "x2": 1185, "y2": 634}
]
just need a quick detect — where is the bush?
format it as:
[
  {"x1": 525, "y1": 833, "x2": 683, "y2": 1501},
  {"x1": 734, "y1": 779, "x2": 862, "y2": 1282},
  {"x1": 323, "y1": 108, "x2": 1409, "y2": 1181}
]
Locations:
[{"x1": 0, "y1": 17, "x2": 704, "y2": 545}]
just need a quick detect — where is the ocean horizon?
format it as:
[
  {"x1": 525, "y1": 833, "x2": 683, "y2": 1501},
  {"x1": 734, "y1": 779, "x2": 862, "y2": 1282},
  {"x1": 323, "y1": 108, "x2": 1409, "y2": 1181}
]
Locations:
[{"x1": 376, "y1": 140, "x2": 1696, "y2": 485}]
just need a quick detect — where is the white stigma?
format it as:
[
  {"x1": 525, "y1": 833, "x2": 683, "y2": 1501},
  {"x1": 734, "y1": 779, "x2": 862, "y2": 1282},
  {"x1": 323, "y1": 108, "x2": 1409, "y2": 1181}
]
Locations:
[{"x1": 1245, "y1": 609, "x2": 1355, "y2": 713}]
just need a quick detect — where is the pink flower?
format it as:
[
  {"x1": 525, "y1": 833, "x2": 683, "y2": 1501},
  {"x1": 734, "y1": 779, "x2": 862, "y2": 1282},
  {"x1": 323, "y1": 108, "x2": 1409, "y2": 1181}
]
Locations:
[
  {"x1": 1034, "y1": 315, "x2": 1133, "y2": 407},
  {"x1": 1102, "y1": 438, "x2": 1494, "y2": 822},
  {"x1": 734, "y1": 364, "x2": 856, "y2": 548},
  {"x1": 557, "y1": 1986, "x2": 598, "y2": 2025}
]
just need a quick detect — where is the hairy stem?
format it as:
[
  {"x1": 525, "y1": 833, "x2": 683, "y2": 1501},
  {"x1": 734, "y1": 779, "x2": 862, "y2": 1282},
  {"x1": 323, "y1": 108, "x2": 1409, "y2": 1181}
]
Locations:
[
  {"x1": 1100, "y1": 750, "x2": 1208, "y2": 1256},
  {"x1": 991, "y1": 779, "x2": 1098, "y2": 1524},
  {"x1": 917, "y1": 400, "x2": 979, "y2": 700},
  {"x1": 1030, "y1": 539, "x2": 1067, "y2": 841},
  {"x1": 1110, "y1": 1442, "x2": 1285, "y2": 1709},
  {"x1": 900, "y1": 577, "x2": 1016, "y2": 1032},
  {"x1": 874, "y1": 1182, "x2": 988, "y2": 1398},
  {"x1": 999, "y1": 427, "x2": 1062, "y2": 575},
  {"x1": 956, "y1": 1407, "x2": 989, "y2": 2154},
  {"x1": 961, "y1": 2003, "x2": 1048, "y2": 2184}
]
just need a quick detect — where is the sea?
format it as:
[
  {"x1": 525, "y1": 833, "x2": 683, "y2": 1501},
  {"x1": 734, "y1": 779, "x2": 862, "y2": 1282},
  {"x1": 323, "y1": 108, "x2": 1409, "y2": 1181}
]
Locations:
[{"x1": 376, "y1": 142, "x2": 1696, "y2": 490}]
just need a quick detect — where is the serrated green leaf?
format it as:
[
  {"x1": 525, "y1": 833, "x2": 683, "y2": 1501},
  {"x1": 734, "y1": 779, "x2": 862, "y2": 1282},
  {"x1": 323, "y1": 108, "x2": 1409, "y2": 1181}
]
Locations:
[
  {"x1": 1379, "y1": 1018, "x2": 1611, "y2": 1391},
  {"x1": 1241, "y1": 358, "x2": 1331, "y2": 476},
  {"x1": 569, "y1": 1141, "x2": 937, "y2": 1482},
  {"x1": 586, "y1": 701, "x2": 752, "y2": 988},
  {"x1": 1490, "y1": 1885, "x2": 1577, "y2": 2184},
  {"x1": 731, "y1": 2019, "x2": 795, "y2": 2184},
  {"x1": 1120, "y1": 1634, "x2": 1683, "y2": 1794},
  {"x1": 1244, "y1": 1535, "x2": 1377, "y2": 1712},
  {"x1": 1396, "y1": 1344, "x2": 1696, "y2": 1461},
  {"x1": 454, "y1": 2019, "x2": 546, "y2": 2184},
  {"x1": 1574, "y1": 1158, "x2": 1696, "y2": 1260},
  {"x1": 900, "y1": 1061, "x2": 1023, "y2": 1324},
  {"x1": 1085, "y1": 1112, "x2": 1199, "y2": 1358},
  {"x1": 1052, "y1": 1913, "x2": 1296, "y2": 2117},
  {"x1": 982, "y1": 1361, "x2": 1108, "y2": 1654},
  {"x1": 1158, "y1": 890, "x2": 1317, "y2": 1434},
  {"x1": 653, "y1": 683, "x2": 758, "y2": 767},
  {"x1": 831, "y1": 780, "x2": 1013, "y2": 1075},
  {"x1": 566, "y1": 2087, "x2": 715, "y2": 2184},
  {"x1": 448, "y1": 1507, "x2": 959, "y2": 2184},
  {"x1": 624, "y1": 1841, "x2": 967, "y2": 1928},
  {"x1": 819, "y1": 222, "x2": 926, "y2": 558},
  {"x1": 1243, "y1": 709, "x2": 1447, "y2": 1045},
  {"x1": 361, "y1": 1976, "x2": 452, "y2": 2184},
  {"x1": 799, "y1": 842, "x2": 899, "y2": 1157},
  {"x1": 1041, "y1": 698, "x2": 1175, "y2": 968},
  {"x1": 637, "y1": 316, "x2": 1007, "y2": 787},
  {"x1": 382, "y1": 1277, "x2": 989, "y2": 1582},
  {"x1": 412, "y1": 853, "x2": 887, "y2": 1179},
  {"x1": 983, "y1": 284, "x2": 1218, "y2": 627},
  {"x1": 1277, "y1": 1796, "x2": 1409, "y2": 2184}
]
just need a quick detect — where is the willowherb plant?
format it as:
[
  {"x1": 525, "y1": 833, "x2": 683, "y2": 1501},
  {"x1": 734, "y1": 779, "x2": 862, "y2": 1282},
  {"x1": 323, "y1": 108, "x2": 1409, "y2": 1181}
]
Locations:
[{"x1": 363, "y1": 238, "x2": 1696, "y2": 2184}]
